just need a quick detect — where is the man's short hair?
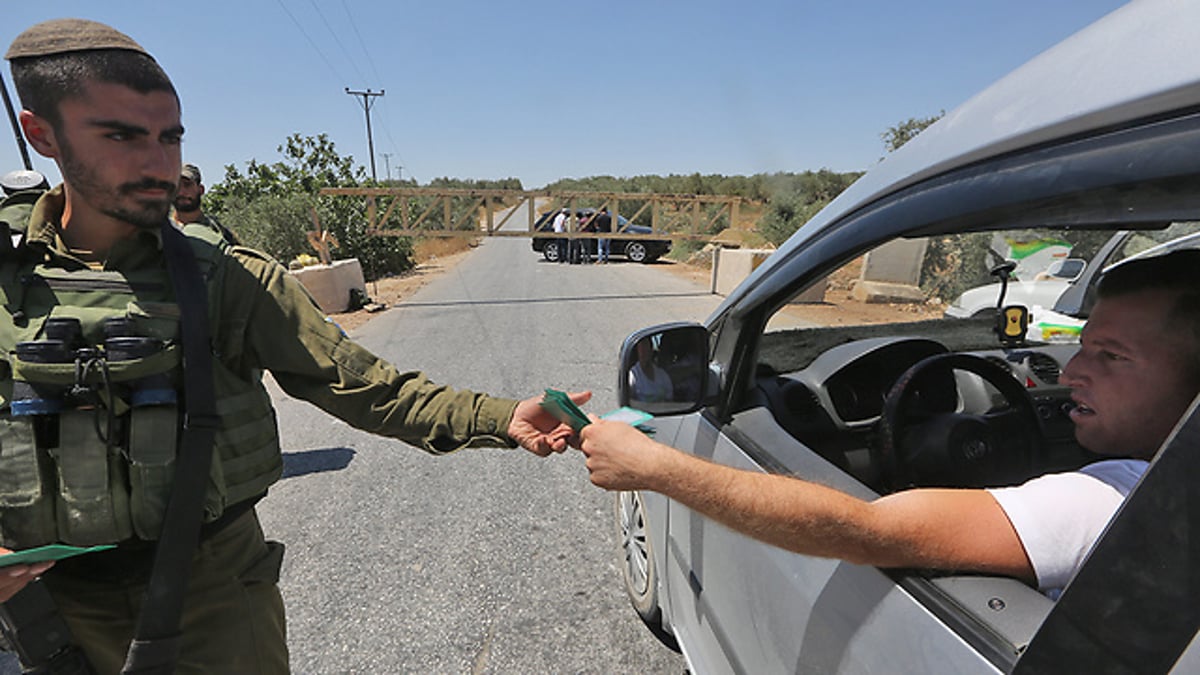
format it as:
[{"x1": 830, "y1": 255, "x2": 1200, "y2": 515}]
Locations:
[
  {"x1": 7, "y1": 19, "x2": 176, "y2": 130},
  {"x1": 1099, "y1": 248, "x2": 1200, "y2": 384}
]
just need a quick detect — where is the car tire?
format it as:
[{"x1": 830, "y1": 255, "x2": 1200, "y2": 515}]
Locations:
[
  {"x1": 614, "y1": 491, "x2": 679, "y2": 651},
  {"x1": 543, "y1": 241, "x2": 561, "y2": 262},
  {"x1": 626, "y1": 241, "x2": 649, "y2": 263}
]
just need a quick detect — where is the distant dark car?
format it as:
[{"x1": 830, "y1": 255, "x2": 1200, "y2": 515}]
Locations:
[{"x1": 531, "y1": 208, "x2": 671, "y2": 263}]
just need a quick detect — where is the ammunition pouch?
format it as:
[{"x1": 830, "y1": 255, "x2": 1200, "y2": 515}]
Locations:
[{"x1": 0, "y1": 343, "x2": 182, "y2": 546}]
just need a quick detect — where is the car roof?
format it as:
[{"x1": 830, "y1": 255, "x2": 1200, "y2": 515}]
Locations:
[{"x1": 719, "y1": 0, "x2": 1200, "y2": 314}]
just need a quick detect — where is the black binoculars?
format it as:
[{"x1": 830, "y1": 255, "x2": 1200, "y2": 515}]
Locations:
[{"x1": 11, "y1": 316, "x2": 175, "y2": 419}]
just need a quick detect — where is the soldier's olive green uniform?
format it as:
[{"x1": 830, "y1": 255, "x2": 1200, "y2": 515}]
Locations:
[
  {"x1": 177, "y1": 211, "x2": 240, "y2": 246},
  {"x1": 4, "y1": 187, "x2": 520, "y2": 673}
]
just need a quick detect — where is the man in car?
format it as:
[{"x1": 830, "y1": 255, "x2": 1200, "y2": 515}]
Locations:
[{"x1": 580, "y1": 249, "x2": 1200, "y2": 596}]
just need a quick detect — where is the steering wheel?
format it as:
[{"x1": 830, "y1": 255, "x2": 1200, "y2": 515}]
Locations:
[{"x1": 873, "y1": 353, "x2": 1042, "y2": 492}]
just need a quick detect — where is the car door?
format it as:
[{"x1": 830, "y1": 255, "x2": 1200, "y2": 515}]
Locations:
[{"x1": 662, "y1": 409, "x2": 1018, "y2": 674}]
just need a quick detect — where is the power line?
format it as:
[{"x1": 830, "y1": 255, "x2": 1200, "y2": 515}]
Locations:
[
  {"x1": 374, "y1": 97, "x2": 413, "y2": 182},
  {"x1": 274, "y1": 0, "x2": 344, "y2": 83},
  {"x1": 341, "y1": 0, "x2": 382, "y2": 84},
  {"x1": 336, "y1": 2, "x2": 410, "y2": 182},
  {"x1": 308, "y1": 0, "x2": 367, "y2": 85}
]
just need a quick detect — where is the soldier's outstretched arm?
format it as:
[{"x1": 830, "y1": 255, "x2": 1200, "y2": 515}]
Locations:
[{"x1": 222, "y1": 250, "x2": 591, "y2": 455}]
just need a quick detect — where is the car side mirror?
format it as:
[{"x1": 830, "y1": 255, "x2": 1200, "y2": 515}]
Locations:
[{"x1": 617, "y1": 323, "x2": 712, "y2": 416}]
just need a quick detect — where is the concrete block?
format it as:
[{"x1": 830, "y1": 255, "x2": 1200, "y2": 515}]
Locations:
[
  {"x1": 712, "y1": 248, "x2": 826, "y2": 303},
  {"x1": 861, "y1": 238, "x2": 928, "y2": 285},
  {"x1": 852, "y1": 280, "x2": 926, "y2": 304},
  {"x1": 713, "y1": 248, "x2": 774, "y2": 296},
  {"x1": 290, "y1": 258, "x2": 366, "y2": 313}
]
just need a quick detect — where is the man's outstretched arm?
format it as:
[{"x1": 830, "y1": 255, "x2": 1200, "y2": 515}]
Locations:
[{"x1": 579, "y1": 418, "x2": 1034, "y2": 582}]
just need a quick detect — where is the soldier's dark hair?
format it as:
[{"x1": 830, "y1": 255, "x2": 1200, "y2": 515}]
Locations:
[
  {"x1": 1098, "y1": 247, "x2": 1200, "y2": 385},
  {"x1": 10, "y1": 49, "x2": 177, "y2": 130}
]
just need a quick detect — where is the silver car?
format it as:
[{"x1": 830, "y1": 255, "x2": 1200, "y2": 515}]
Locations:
[{"x1": 610, "y1": 1, "x2": 1200, "y2": 672}]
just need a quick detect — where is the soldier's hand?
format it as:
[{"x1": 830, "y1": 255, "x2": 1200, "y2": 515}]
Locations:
[
  {"x1": 0, "y1": 551, "x2": 54, "y2": 603},
  {"x1": 508, "y1": 390, "x2": 592, "y2": 456}
]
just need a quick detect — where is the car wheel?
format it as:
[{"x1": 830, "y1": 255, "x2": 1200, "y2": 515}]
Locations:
[
  {"x1": 625, "y1": 241, "x2": 649, "y2": 263},
  {"x1": 544, "y1": 241, "x2": 561, "y2": 262},
  {"x1": 614, "y1": 491, "x2": 678, "y2": 650}
]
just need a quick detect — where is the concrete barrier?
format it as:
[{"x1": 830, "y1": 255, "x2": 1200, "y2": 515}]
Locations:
[
  {"x1": 852, "y1": 238, "x2": 928, "y2": 303},
  {"x1": 712, "y1": 248, "x2": 826, "y2": 303},
  {"x1": 290, "y1": 259, "x2": 366, "y2": 313}
]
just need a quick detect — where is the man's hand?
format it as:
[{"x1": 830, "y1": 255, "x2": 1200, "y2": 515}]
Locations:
[
  {"x1": 508, "y1": 391, "x2": 592, "y2": 456},
  {"x1": 0, "y1": 550, "x2": 54, "y2": 603},
  {"x1": 579, "y1": 416, "x2": 672, "y2": 490}
]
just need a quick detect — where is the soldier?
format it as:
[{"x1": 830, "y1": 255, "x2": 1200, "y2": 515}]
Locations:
[
  {"x1": 173, "y1": 162, "x2": 239, "y2": 244},
  {"x1": 0, "y1": 18, "x2": 589, "y2": 673}
]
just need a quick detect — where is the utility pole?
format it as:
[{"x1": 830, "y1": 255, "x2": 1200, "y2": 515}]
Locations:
[
  {"x1": 380, "y1": 152, "x2": 392, "y2": 182},
  {"x1": 345, "y1": 87, "x2": 384, "y2": 181}
]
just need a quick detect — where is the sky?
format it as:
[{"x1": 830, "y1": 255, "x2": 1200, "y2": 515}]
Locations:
[{"x1": 1, "y1": 1, "x2": 1131, "y2": 190}]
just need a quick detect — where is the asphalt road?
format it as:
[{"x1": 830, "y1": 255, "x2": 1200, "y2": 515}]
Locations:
[
  {"x1": 261, "y1": 234, "x2": 724, "y2": 673},
  {"x1": 0, "y1": 208, "x2": 724, "y2": 674}
]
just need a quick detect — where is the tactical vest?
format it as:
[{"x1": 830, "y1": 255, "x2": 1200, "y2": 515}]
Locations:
[{"x1": 0, "y1": 223, "x2": 283, "y2": 549}]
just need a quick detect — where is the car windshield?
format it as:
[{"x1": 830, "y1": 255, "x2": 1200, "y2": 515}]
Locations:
[{"x1": 760, "y1": 222, "x2": 1200, "y2": 373}]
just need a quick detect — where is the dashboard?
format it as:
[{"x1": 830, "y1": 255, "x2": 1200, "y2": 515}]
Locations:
[{"x1": 756, "y1": 335, "x2": 1088, "y2": 483}]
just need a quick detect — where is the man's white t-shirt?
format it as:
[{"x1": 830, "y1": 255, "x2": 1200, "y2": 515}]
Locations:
[
  {"x1": 552, "y1": 212, "x2": 567, "y2": 233},
  {"x1": 988, "y1": 459, "x2": 1148, "y2": 596}
]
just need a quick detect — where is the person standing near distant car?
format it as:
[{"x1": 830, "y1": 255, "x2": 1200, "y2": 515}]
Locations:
[
  {"x1": 570, "y1": 211, "x2": 590, "y2": 264},
  {"x1": 551, "y1": 208, "x2": 569, "y2": 264},
  {"x1": 579, "y1": 211, "x2": 597, "y2": 264},
  {"x1": 594, "y1": 207, "x2": 612, "y2": 264}
]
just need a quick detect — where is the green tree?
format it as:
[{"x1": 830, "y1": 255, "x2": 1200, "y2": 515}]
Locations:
[
  {"x1": 881, "y1": 111, "x2": 945, "y2": 153},
  {"x1": 207, "y1": 133, "x2": 414, "y2": 281},
  {"x1": 757, "y1": 170, "x2": 864, "y2": 245}
]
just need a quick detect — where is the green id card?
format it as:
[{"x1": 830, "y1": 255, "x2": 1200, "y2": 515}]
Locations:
[
  {"x1": 0, "y1": 544, "x2": 117, "y2": 568},
  {"x1": 540, "y1": 388, "x2": 591, "y2": 432},
  {"x1": 601, "y1": 406, "x2": 656, "y2": 435}
]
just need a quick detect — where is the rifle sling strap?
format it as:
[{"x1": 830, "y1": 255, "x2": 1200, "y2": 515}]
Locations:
[{"x1": 120, "y1": 224, "x2": 219, "y2": 675}]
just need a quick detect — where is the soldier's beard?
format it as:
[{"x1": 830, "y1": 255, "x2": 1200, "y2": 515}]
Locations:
[{"x1": 58, "y1": 139, "x2": 176, "y2": 229}]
